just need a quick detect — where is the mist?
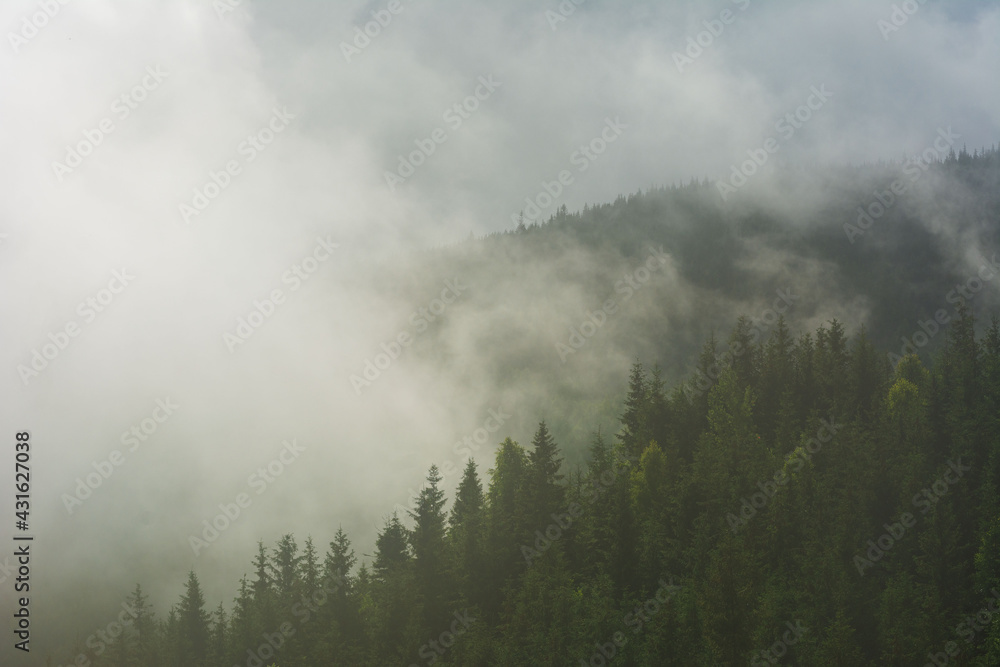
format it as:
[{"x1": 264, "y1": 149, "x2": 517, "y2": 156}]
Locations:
[{"x1": 1, "y1": 0, "x2": 998, "y2": 664}]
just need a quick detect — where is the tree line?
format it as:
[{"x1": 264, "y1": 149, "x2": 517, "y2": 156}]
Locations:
[{"x1": 74, "y1": 305, "x2": 1000, "y2": 665}]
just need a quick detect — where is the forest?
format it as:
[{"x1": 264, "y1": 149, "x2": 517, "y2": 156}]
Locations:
[
  {"x1": 74, "y1": 302, "x2": 1000, "y2": 666},
  {"x1": 10, "y1": 3, "x2": 1000, "y2": 666}
]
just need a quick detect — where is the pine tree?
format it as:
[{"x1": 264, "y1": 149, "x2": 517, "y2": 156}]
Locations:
[
  {"x1": 758, "y1": 314, "x2": 794, "y2": 438},
  {"x1": 647, "y1": 365, "x2": 678, "y2": 472},
  {"x1": 727, "y1": 315, "x2": 759, "y2": 391},
  {"x1": 527, "y1": 420, "x2": 565, "y2": 527},
  {"x1": 485, "y1": 437, "x2": 530, "y2": 617},
  {"x1": 251, "y1": 540, "x2": 277, "y2": 630},
  {"x1": 576, "y1": 429, "x2": 617, "y2": 578},
  {"x1": 326, "y1": 526, "x2": 357, "y2": 588},
  {"x1": 850, "y1": 324, "x2": 888, "y2": 420},
  {"x1": 175, "y1": 571, "x2": 210, "y2": 667},
  {"x1": 207, "y1": 603, "x2": 227, "y2": 667},
  {"x1": 449, "y1": 459, "x2": 487, "y2": 609},
  {"x1": 312, "y1": 527, "x2": 361, "y2": 665},
  {"x1": 300, "y1": 536, "x2": 320, "y2": 600},
  {"x1": 270, "y1": 534, "x2": 302, "y2": 607},
  {"x1": 620, "y1": 361, "x2": 651, "y2": 459},
  {"x1": 630, "y1": 440, "x2": 673, "y2": 591},
  {"x1": 289, "y1": 535, "x2": 322, "y2": 665},
  {"x1": 125, "y1": 583, "x2": 157, "y2": 667},
  {"x1": 105, "y1": 623, "x2": 132, "y2": 667},
  {"x1": 226, "y1": 575, "x2": 254, "y2": 666},
  {"x1": 370, "y1": 513, "x2": 416, "y2": 664},
  {"x1": 944, "y1": 300, "x2": 980, "y2": 415},
  {"x1": 823, "y1": 318, "x2": 851, "y2": 412},
  {"x1": 162, "y1": 607, "x2": 180, "y2": 667},
  {"x1": 408, "y1": 465, "x2": 450, "y2": 636}
]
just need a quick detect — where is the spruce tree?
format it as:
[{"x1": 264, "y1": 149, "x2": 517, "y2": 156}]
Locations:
[
  {"x1": 176, "y1": 572, "x2": 210, "y2": 667},
  {"x1": 371, "y1": 513, "x2": 416, "y2": 664},
  {"x1": 527, "y1": 420, "x2": 565, "y2": 526},
  {"x1": 125, "y1": 583, "x2": 156, "y2": 667},
  {"x1": 449, "y1": 459, "x2": 487, "y2": 609},
  {"x1": 269, "y1": 534, "x2": 302, "y2": 607},
  {"x1": 207, "y1": 603, "x2": 227, "y2": 667},
  {"x1": 408, "y1": 465, "x2": 450, "y2": 636},
  {"x1": 620, "y1": 361, "x2": 651, "y2": 458}
]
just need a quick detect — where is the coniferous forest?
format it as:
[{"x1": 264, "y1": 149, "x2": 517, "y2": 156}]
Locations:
[
  {"x1": 7, "y1": 0, "x2": 1000, "y2": 667},
  {"x1": 9, "y1": 3, "x2": 1000, "y2": 667},
  {"x1": 75, "y1": 303, "x2": 1000, "y2": 666}
]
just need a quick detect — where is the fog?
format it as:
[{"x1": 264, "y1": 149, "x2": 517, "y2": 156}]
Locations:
[{"x1": 1, "y1": 0, "x2": 998, "y2": 662}]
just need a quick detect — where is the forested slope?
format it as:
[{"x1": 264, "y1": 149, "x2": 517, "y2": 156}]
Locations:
[{"x1": 79, "y1": 305, "x2": 1000, "y2": 666}]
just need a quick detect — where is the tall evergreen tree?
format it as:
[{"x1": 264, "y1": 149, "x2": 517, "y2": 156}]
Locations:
[
  {"x1": 270, "y1": 533, "x2": 302, "y2": 607},
  {"x1": 206, "y1": 603, "x2": 227, "y2": 667},
  {"x1": 620, "y1": 361, "x2": 651, "y2": 458},
  {"x1": 449, "y1": 459, "x2": 487, "y2": 609},
  {"x1": 175, "y1": 571, "x2": 210, "y2": 667},
  {"x1": 486, "y1": 437, "x2": 530, "y2": 617},
  {"x1": 408, "y1": 465, "x2": 450, "y2": 636},
  {"x1": 370, "y1": 513, "x2": 416, "y2": 664},
  {"x1": 527, "y1": 420, "x2": 565, "y2": 526},
  {"x1": 125, "y1": 583, "x2": 157, "y2": 667},
  {"x1": 727, "y1": 315, "x2": 759, "y2": 391},
  {"x1": 251, "y1": 540, "x2": 277, "y2": 631},
  {"x1": 312, "y1": 527, "x2": 361, "y2": 665},
  {"x1": 226, "y1": 575, "x2": 257, "y2": 666}
]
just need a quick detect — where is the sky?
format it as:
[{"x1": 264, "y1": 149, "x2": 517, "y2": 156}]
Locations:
[{"x1": 1, "y1": 0, "x2": 998, "y2": 663}]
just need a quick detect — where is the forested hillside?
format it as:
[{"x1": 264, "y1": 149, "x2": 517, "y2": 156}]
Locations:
[
  {"x1": 10, "y1": 3, "x2": 1000, "y2": 667},
  {"x1": 9, "y1": 0, "x2": 1000, "y2": 667},
  {"x1": 347, "y1": 146, "x2": 1000, "y2": 458},
  {"x1": 75, "y1": 304, "x2": 1000, "y2": 666}
]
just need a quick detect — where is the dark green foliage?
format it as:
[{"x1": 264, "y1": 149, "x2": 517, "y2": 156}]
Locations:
[
  {"x1": 87, "y1": 311, "x2": 1000, "y2": 665},
  {"x1": 408, "y1": 465, "x2": 451, "y2": 639},
  {"x1": 176, "y1": 572, "x2": 210, "y2": 667}
]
